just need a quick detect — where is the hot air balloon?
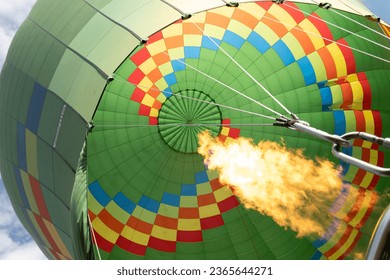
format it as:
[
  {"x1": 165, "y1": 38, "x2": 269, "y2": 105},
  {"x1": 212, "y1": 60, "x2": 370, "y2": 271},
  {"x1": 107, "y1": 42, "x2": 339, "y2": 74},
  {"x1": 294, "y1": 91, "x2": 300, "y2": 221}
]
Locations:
[{"x1": 0, "y1": 0, "x2": 389, "y2": 260}]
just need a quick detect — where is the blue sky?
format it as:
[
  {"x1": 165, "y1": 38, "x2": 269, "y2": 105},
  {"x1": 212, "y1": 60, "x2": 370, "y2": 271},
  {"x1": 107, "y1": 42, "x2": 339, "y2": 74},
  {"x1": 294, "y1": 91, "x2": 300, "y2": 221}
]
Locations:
[
  {"x1": 0, "y1": 0, "x2": 389, "y2": 260},
  {"x1": 362, "y1": 0, "x2": 390, "y2": 23}
]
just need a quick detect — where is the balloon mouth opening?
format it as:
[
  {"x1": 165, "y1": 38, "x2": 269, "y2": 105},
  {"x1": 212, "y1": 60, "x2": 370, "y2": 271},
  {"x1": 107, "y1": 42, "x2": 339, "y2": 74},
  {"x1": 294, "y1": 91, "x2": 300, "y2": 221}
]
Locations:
[{"x1": 157, "y1": 89, "x2": 222, "y2": 153}]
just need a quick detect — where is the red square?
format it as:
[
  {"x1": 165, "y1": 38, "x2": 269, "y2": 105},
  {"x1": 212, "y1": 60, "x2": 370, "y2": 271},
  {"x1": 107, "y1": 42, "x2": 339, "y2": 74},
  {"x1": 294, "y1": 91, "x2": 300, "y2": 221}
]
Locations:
[
  {"x1": 228, "y1": 128, "x2": 240, "y2": 139},
  {"x1": 222, "y1": 119, "x2": 230, "y2": 126},
  {"x1": 98, "y1": 208, "x2": 125, "y2": 234},
  {"x1": 131, "y1": 87, "x2": 146, "y2": 102},
  {"x1": 218, "y1": 135, "x2": 227, "y2": 142},
  {"x1": 131, "y1": 47, "x2": 151, "y2": 65},
  {"x1": 149, "y1": 117, "x2": 158, "y2": 125},
  {"x1": 200, "y1": 215, "x2": 224, "y2": 230},
  {"x1": 116, "y1": 236, "x2": 147, "y2": 256},
  {"x1": 179, "y1": 208, "x2": 199, "y2": 219},
  {"x1": 308, "y1": 13, "x2": 333, "y2": 45},
  {"x1": 148, "y1": 236, "x2": 176, "y2": 252},
  {"x1": 210, "y1": 178, "x2": 224, "y2": 192},
  {"x1": 197, "y1": 193, "x2": 216, "y2": 207},
  {"x1": 126, "y1": 216, "x2": 153, "y2": 235},
  {"x1": 155, "y1": 214, "x2": 178, "y2": 229},
  {"x1": 128, "y1": 68, "x2": 145, "y2": 84},
  {"x1": 147, "y1": 31, "x2": 164, "y2": 44},
  {"x1": 93, "y1": 230, "x2": 115, "y2": 253},
  {"x1": 139, "y1": 104, "x2": 151, "y2": 116},
  {"x1": 218, "y1": 196, "x2": 239, "y2": 213},
  {"x1": 177, "y1": 230, "x2": 202, "y2": 242},
  {"x1": 282, "y1": 3, "x2": 306, "y2": 24}
]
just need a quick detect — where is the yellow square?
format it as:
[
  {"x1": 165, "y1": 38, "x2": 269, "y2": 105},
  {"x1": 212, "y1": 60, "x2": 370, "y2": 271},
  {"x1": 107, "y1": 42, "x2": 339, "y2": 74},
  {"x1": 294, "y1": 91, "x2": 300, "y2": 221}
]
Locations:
[
  {"x1": 150, "y1": 108, "x2": 159, "y2": 117},
  {"x1": 151, "y1": 225, "x2": 177, "y2": 241},
  {"x1": 228, "y1": 19, "x2": 252, "y2": 39},
  {"x1": 204, "y1": 24, "x2": 225, "y2": 40},
  {"x1": 220, "y1": 126, "x2": 230, "y2": 136},
  {"x1": 214, "y1": 187, "x2": 233, "y2": 203},
  {"x1": 282, "y1": 33, "x2": 305, "y2": 61},
  {"x1": 239, "y1": 3, "x2": 266, "y2": 19},
  {"x1": 139, "y1": 57, "x2": 157, "y2": 75},
  {"x1": 268, "y1": 3, "x2": 297, "y2": 30},
  {"x1": 298, "y1": 19, "x2": 325, "y2": 51},
  {"x1": 138, "y1": 76, "x2": 153, "y2": 90},
  {"x1": 25, "y1": 129, "x2": 38, "y2": 179},
  {"x1": 308, "y1": 52, "x2": 326, "y2": 83},
  {"x1": 162, "y1": 22, "x2": 183, "y2": 38},
  {"x1": 43, "y1": 219, "x2": 72, "y2": 259},
  {"x1": 184, "y1": 34, "x2": 203, "y2": 46},
  {"x1": 343, "y1": 164, "x2": 359, "y2": 183},
  {"x1": 253, "y1": 22, "x2": 279, "y2": 46},
  {"x1": 156, "y1": 93, "x2": 167, "y2": 103},
  {"x1": 206, "y1": 169, "x2": 219, "y2": 181},
  {"x1": 327, "y1": 43, "x2": 347, "y2": 77},
  {"x1": 360, "y1": 172, "x2": 374, "y2": 189},
  {"x1": 225, "y1": 137, "x2": 236, "y2": 145},
  {"x1": 158, "y1": 204, "x2": 179, "y2": 218},
  {"x1": 20, "y1": 169, "x2": 39, "y2": 214},
  {"x1": 106, "y1": 201, "x2": 130, "y2": 224},
  {"x1": 196, "y1": 182, "x2": 212, "y2": 195},
  {"x1": 147, "y1": 39, "x2": 167, "y2": 56},
  {"x1": 209, "y1": 6, "x2": 234, "y2": 18},
  {"x1": 92, "y1": 217, "x2": 119, "y2": 244},
  {"x1": 190, "y1": 12, "x2": 206, "y2": 24},
  {"x1": 158, "y1": 62, "x2": 174, "y2": 75},
  {"x1": 199, "y1": 204, "x2": 220, "y2": 218},
  {"x1": 141, "y1": 94, "x2": 155, "y2": 107},
  {"x1": 178, "y1": 219, "x2": 201, "y2": 231},
  {"x1": 155, "y1": 77, "x2": 169, "y2": 90},
  {"x1": 349, "y1": 80, "x2": 364, "y2": 110},
  {"x1": 121, "y1": 225, "x2": 149, "y2": 246},
  {"x1": 344, "y1": 110, "x2": 357, "y2": 132},
  {"x1": 329, "y1": 229, "x2": 359, "y2": 260},
  {"x1": 168, "y1": 47, "x2": 185, "y2": 60},
  {"x1": 346, "y1": 74, "x2": 358, "y2": 83},
  {"x1": 88, "y1": 191, "x2": 104, "y2": 215},
  {"x1": 132, "y1": 206, "x2": 156, "y2": 224},
  {"x1": 180, "y1": 196, "x2": 198, "y2": 207}
]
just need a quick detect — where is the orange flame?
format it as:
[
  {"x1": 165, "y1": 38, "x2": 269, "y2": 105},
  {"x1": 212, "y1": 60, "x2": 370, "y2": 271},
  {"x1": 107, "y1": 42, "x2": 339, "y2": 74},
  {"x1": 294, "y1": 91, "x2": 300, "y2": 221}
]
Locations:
[{"x1": 198, "y1": 131, "x2": 345, "y2": 238}]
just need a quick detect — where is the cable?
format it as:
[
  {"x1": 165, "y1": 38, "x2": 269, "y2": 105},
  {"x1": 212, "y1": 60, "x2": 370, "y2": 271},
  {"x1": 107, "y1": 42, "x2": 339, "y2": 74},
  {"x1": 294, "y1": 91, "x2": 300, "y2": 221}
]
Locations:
[
  {"x1": 285, "y1": 2, "x2": 390, "y2": 52},
  {"x1": 145, "y1": 43, "x2": 289, "y2": 118},
  {"x1": 259, "y1": 12, "x2": 390, "y2": 64},
  {"x1": 95, "y1": 123, "x2": 275, "y2": 129},
  {"x1": 189, "y1": 19, "x2": 294, "y2": 116}
]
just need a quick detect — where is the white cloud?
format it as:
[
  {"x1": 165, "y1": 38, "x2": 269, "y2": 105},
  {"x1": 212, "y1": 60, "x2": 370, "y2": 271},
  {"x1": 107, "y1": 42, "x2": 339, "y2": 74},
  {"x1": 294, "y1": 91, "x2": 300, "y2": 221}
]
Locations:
[
  {"x1": 0, "y1": 0, "x2": 37, "y2": 69},
  {"x1": 0, "y1": 239, "x2": 46, "y2": 260},
  {"x1": 0, "y1": 178, "x2": 47, "y2": 260}
]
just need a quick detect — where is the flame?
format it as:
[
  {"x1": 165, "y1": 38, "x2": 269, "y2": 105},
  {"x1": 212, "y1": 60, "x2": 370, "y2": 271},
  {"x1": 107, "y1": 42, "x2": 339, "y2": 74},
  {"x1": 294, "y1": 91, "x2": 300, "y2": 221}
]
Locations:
[{"x1": 198, "y1": 131, "x2": 345, "y2": 238}]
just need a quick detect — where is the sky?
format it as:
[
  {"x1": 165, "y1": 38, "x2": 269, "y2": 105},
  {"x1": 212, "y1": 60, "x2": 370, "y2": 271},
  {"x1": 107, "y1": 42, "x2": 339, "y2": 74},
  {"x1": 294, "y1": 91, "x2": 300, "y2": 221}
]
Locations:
[{"x1": 0, "y1": 0, "x2": 389, "y2": 260}]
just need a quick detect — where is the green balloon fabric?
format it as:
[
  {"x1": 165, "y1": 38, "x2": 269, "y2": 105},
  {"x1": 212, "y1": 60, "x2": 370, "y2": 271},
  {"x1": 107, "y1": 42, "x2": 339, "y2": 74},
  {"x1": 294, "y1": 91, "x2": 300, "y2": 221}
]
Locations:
[{"x1": 0, "y1": 0, "x2": 389, "y2": 260}]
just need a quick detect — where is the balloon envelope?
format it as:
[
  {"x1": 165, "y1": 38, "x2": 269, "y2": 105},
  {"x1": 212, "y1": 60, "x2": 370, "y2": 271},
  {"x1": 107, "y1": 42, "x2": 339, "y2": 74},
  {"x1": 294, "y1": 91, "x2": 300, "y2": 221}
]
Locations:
[{"x1": 0, "y1": 0, "x2": 389, "y2": 259}]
